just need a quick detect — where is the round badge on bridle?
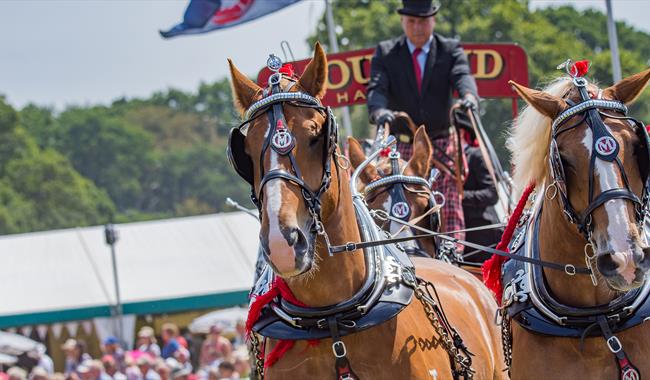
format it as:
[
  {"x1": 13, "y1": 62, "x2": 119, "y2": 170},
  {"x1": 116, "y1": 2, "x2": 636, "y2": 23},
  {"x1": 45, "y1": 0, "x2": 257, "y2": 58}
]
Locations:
[
  {"x1": 391, "y1": 202, "x2": 410, "y2": 219},
  {"x1": 267, "y1": 54, "x2": 282, "y2": 72},
  {"x1": 595, "y1": 136, "x2": 618, "y2": 157},
  {"x1": 271, "y1": 129, "x2": 294, "y2": 154},
  {"x1": 622, "y1": 367, "x2": 640, "y2": 380}
]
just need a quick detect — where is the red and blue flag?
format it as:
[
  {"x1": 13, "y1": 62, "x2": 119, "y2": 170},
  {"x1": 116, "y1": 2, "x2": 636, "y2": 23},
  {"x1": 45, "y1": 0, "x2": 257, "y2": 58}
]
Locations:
[{"x1": 160, "y1": 0, "x2": 302, "y2": 39}]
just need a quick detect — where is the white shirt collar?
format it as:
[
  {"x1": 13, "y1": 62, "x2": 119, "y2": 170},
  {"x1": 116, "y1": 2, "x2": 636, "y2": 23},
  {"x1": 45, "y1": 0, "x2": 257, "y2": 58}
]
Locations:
[{"x1": 406, "y1": 35, "x2": 433, "y2": 54}]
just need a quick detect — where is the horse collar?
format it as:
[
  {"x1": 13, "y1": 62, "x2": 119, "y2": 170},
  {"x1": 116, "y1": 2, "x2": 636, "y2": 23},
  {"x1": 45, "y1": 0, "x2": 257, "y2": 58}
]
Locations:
[{"x1": 250, "y1": 241, "x2": 416, "y2": 341}]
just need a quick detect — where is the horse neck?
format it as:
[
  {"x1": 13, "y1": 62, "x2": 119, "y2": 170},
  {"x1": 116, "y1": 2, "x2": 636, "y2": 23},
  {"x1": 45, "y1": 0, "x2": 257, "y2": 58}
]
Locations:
[
  {"x1": 539, "y1": 187, "x2": 618, "y2": 306},
  {"x1": 286, "y1": 162, "x2": 367, "y2": 307}
]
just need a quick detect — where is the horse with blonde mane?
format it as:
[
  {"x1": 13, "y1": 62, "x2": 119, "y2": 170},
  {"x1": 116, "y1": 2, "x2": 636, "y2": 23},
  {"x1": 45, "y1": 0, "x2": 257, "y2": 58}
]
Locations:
[
  {"x1": 495, "y1": 66, "x2": 650, "y2": 379},
  {"x1": 227, "y1": 43, "x2": 505, "y2": 379}
]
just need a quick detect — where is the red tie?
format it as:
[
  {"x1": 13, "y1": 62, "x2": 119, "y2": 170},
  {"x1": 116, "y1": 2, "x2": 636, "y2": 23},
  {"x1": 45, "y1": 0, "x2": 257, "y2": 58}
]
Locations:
[{"x1": 412, "y1": 47, "x2": 423, "y2": 93}]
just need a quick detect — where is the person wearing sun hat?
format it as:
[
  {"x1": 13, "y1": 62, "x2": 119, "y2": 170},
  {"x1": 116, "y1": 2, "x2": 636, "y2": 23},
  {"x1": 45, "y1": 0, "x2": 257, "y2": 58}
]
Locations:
[
  {"x1": 368, "y1": 0, "x2": 479, "y2": 248},
  {"x1": 62, "y1": 339, "x2": 91, "y2": 377}
]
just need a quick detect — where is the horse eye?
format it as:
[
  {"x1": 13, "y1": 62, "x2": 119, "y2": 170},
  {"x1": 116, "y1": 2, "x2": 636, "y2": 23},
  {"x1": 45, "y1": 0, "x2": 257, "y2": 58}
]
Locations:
[
  {"x1": 309, "y1": 126, "x2": 325, "y2": 146},
  {"x1": 560, "y1": 155, "x2": 574, "y2": 171}
]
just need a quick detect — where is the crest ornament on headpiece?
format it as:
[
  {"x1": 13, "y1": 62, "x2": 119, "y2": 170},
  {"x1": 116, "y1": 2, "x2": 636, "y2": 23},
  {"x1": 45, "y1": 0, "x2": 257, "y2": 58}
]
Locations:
[{"x1": 267, "y1": 54, "x2": 283, "y2": 73}]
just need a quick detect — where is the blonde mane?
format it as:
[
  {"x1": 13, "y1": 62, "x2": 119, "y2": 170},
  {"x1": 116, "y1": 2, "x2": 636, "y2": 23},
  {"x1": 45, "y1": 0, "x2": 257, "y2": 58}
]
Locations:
[{"x1": 508, "y1": 77, "x2": 574, "y2": 194}]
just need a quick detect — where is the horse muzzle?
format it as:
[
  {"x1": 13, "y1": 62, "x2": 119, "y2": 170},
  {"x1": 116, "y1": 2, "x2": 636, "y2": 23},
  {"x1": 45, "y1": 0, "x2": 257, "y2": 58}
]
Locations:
[
  {"x1": 260, "y1": 225, "x2": 314, "y2": 277},
  {"x1": 596, "y1": 246, "x2": 650, "y2": 291}
]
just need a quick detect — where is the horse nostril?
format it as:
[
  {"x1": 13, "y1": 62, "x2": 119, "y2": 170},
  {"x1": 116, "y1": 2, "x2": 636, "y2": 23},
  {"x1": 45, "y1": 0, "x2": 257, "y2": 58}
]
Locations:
[
  {"x1": 282, "y1": 226, "x2": 308, "y2": 250},
  {"x1": 596, "y1": 253, "x2": 618, "y2": 277},
  {"x1": 283, "y1": 227, "x2": 299, "y2": 247},
  {"x1": 294, "y1": 230, "x2": 309, "y2": 254}
]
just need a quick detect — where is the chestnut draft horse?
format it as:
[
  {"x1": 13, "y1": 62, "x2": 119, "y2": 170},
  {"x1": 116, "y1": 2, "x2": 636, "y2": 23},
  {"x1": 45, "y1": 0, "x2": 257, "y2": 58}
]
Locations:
[
  {"x1": 347, "y1": 124, "x2": 443, "y2": 259},
  {"x1": 348, "y1": 120, "x2": 486, "y2": 278},
  {"x1": 498, "y1": 67, "x2": 650, "y2": 379},
  {"x1": 227, "y1": 43, "x2": 505, "y2": 379}
]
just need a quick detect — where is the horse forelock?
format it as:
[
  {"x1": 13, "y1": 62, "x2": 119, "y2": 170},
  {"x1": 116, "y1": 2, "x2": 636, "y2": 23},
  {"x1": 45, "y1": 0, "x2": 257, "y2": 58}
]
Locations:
[{"x1": 508, "y1": 77, "x2": 574, "y2": 196}]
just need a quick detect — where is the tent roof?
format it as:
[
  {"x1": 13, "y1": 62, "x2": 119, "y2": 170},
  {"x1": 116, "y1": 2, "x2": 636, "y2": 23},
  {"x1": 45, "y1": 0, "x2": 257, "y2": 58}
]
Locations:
[{"x1": 0, "y1": 212, "x2": 259, "y2": 328}]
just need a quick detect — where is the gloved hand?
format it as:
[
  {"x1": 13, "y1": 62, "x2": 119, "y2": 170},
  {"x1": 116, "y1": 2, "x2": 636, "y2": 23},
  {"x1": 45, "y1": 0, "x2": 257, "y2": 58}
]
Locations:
[
  {"x1": 374, "y1": 109, "x2": 395, "y2": 128},
  {"x1": 458, "y1": 94, "x2": 479, "y2": 111}
]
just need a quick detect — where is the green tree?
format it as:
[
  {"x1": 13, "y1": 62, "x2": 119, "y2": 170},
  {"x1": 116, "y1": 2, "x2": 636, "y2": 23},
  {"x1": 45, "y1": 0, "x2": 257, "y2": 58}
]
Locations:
[
  {"x1": 54, "y1": 107, "x2": 154, "y2": 210},
  {"x1": 0, "y1": 180, "x2": 37, "y2": 234},
  {"x1": 5, "y1": 149, "x2": 115, "y2": 230},
  {"x1": 0, "y1": 99, "x2": 117, "y2": 234},
  {"x1": 122, "y1": 105, "x2": 217, "y2": 150},
  {"x1": 146, "y1": 143, "x2": 251, "y2": 214},
  {"x1": 19, "y1": 104, "x2": 56, "y2": 149}
]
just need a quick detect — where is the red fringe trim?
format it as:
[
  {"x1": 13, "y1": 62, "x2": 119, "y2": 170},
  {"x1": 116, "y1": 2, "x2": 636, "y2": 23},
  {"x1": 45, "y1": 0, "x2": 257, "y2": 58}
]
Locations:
[
  {"x1": 245, "y1": 279, "x2": 280, "y2": 340},
  {"x1": 264, "y1": 340, "x2": 294, "y2": 368},
  {"x1": 482, "y1": 183, "x2": 535, "y2": 303},
  {"x1": 246, "y1": 277, "x2": 321, "y2": 368}
]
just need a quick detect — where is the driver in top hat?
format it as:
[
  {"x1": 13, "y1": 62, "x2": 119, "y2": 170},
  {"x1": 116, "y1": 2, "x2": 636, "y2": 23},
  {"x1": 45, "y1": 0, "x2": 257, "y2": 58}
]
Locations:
[{"x1": 367, "y1": 0, "x2": 479, "y2": 245}]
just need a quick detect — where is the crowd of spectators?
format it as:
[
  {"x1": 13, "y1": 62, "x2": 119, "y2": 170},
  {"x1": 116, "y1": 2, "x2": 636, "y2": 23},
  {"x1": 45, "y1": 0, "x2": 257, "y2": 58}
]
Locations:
[{"x1": 0, "y1": 322, "x2": 250, "y2": 380}]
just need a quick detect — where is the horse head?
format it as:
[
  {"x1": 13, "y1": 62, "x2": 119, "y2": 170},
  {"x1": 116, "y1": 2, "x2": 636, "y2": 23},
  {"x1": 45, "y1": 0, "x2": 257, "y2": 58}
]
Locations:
[
  {"x1": 348, "y1": 125, "x2": 441, "y2": 255},
  {"x1": 510, "y1": 68, "x2": 650, "y2": 291},
  {"x1": 228, "y1": 43, "x2": 337, "y2": 278}
]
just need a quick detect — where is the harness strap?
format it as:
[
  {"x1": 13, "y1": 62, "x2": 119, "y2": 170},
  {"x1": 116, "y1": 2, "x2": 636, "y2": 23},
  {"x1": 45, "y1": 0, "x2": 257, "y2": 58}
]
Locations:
[
  {"x1": 327, "y1": 317, "x2": 359, "y2": 380},
  {"x1": 596, "y1": 316, "x2": 641, "y2": 380},
  {"x1": 329, "y1": 212, "x2": 591, "y2": 274}
]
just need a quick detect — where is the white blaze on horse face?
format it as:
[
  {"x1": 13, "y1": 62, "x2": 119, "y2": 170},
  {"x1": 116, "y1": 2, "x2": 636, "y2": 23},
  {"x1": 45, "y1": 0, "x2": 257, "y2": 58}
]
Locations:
[
  {"x1": 582, "y1": 129, "x2": 637, "y2": 283},
  {"x1": 265, "y1": 136, "x2": 296, "y2": 273}
]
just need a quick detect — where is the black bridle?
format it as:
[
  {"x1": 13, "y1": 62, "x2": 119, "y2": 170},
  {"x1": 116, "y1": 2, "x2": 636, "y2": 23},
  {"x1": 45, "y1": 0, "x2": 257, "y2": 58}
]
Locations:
[
  {"x1": 363, "y1": 149, "x2": 443, "y2": 255},
  {"x1": 227, "y1": 66, "x2": 338, "y2": 233},
  {"x1": 548, "y1": 76, "x2": 650, "y2": 240}
]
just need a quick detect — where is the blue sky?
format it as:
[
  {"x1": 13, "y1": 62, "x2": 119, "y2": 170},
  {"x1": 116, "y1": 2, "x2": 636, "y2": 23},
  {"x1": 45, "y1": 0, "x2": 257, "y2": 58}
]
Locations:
[{"x1": 0, "y1": 0, "x2": 647, "y2": 110}]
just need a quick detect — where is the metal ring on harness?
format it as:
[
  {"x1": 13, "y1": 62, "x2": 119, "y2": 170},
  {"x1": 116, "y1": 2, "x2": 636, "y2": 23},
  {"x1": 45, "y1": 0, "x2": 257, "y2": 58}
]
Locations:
[
  {"x1": 332, "y1": 341, "x2": 347, "y2": 358},
  {"x1": 432, "y1": 191, "x2": 446, "y2": 207},
  {"x1": 545, "y1": 182, "x2": 558, "y2": 200}
]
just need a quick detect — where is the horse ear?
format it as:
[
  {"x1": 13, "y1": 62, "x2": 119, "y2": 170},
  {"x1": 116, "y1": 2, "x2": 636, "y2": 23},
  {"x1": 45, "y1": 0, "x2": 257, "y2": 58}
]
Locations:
[
  {"x1": 228, "y1": 58, "x2": 262, "y2": 115},
  {"x1": 601, "y1": 68, "x2": 650, "y2": 105},
  {"x1": 347, "y1": 137, "x2": 378, "y2": 184},
  {"x1": 298, "y1": 42, "x2": 328, "y2": 98},
  {"x1": 509, "y1": 80, "x2": 568, "y2": 119},
  {"x1": 405, "y1": 126, "x2": 432, "y2": 178}
]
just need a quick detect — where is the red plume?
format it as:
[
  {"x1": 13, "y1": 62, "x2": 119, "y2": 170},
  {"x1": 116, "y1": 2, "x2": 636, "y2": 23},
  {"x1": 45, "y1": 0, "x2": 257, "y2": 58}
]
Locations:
[
  {"x1": 570, "y1": 60, "x2": 590, "y2": 77},
  {"x1": 279, "y1": 63, "x2": 295, "y2": 78},
  {"x1": 482, "y1": 183, "x2": 535, "y2": 303}
]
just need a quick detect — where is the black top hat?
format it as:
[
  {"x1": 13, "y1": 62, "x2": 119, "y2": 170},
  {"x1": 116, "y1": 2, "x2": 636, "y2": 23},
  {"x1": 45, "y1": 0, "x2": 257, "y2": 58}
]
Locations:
[{"x1": 397, "y1": 0, "x2": 440, "y2": 17}]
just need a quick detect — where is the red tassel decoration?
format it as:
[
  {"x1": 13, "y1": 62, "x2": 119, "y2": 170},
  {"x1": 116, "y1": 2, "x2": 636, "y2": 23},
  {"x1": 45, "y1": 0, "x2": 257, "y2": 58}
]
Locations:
[
  {"x1": 264, "y1": 340, "x2": 294, "y2": 368},
  {"x1": 482, "y1": 183, "x2": 535, "y2": 303},
  {"x1": 279, "y1": 63, "x2": 295, "y2": 78},
  {"x1": 570, "y1": 60, "x2": 590, "y2": 77},
  {"x1": 246, "y1": 276, "x2": 320, "y2": 368},
  {"x1": 246, "y1": 279, "x2": 281, "y2": 340},
  {"x1": 379, "y1": 147, "x2": 392, "y2": 157}
]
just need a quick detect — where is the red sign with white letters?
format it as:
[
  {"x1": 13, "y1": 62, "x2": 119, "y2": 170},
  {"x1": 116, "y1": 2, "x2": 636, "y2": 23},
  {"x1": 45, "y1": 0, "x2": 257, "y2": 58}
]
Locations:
[{"x1": 257, "y1": 43, "x2": 529, "y2": 109}]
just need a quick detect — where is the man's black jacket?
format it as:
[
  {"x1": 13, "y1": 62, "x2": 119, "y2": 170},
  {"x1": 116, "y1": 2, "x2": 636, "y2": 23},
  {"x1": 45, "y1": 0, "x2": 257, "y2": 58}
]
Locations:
[{"x1": 367, "y1": 33, "x2": 478, "y2": 139}]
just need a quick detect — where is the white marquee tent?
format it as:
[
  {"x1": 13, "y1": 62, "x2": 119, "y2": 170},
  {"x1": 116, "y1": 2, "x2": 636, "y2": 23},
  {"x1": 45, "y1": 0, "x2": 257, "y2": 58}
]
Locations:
[{"x1": 0, "y1": 212, "x2": 259, "y2": 330}]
